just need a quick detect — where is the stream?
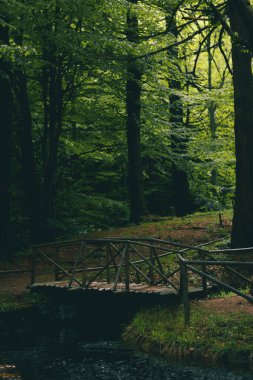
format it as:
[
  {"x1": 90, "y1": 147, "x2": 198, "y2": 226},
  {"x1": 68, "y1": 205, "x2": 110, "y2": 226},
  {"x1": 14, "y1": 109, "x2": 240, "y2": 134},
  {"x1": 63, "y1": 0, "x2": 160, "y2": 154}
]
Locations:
[
  {"x1": 1, "y1": 339, "x2": 253, "y2": 380},
  {"x1": 1, "y1": 296, "x2": 253, "y2": 380}
]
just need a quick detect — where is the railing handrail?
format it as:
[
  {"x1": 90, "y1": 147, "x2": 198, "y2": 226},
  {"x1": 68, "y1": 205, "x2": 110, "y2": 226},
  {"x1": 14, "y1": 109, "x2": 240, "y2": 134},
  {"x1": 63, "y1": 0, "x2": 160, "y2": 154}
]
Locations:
[
  {"x1": 177, "y1": 254, "x2": 253, "y2": 326},
  {"x1": 31, "y1": 235, "x2": 229, "y2": 251},
  {"x1": 30, "y1": 237, "x2": 228, "y2": 279},
  {"x1": 29, "y1": 236, "x2": 253, "y2": 326}
]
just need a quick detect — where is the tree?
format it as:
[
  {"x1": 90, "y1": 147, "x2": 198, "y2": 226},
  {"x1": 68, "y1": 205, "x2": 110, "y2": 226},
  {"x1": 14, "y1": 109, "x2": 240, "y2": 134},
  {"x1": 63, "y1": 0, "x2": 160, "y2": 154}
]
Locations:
[
  {"x1": 0, "y1": 0, "x2": 243, "y2": 252},
  {"x1": 126, "y1": 0, "x2": 146, "y2": 224},
  {"x1": 166, "y1": 11, "x2": 195, "y2": 216},
  {"x1": 0, "y1": 16, "x2": 12, "y2": 260},
  {"x1": 227, "y1": 0, "x2": 253, "y2": 247},
  {"x1": 14, "y1": 69, "x2": 41, "y2": 243}
]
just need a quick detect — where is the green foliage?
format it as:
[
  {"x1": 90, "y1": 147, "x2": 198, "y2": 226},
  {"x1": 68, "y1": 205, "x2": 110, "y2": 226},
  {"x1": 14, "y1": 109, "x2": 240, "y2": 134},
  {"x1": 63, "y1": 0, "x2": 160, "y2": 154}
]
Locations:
[
  {"x1": 0, "y1": 0, "x2": 236, "y2": 248},
  {"x1": 125, "y1": 304, "x2": 253, "y2": 364},
  {"x1": 0, "y1": 294, "x2": 46, "y2": 313},
  {"x1": 56, "y1": 195, "x2": 129, "y2": 236}
]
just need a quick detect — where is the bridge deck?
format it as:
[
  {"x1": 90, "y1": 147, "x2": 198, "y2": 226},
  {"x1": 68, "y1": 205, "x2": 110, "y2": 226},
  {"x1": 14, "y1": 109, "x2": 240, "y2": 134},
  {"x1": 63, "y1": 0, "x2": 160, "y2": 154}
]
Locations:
[
  {"x1": 30, "y1": 281, "x2": 205, "y2": 297},
  {"x1": 28, "y1": 237, "x2": 253, "y2": 324}
]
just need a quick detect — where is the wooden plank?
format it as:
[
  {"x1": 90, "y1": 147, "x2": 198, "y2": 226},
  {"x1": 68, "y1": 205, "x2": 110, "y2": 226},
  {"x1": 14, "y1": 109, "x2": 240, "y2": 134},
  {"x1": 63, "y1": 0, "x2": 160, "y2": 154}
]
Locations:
[
  {"x1": 68, "y1": 244, "x2": 83, "y2": 288},
  {"x1": 54, "y1": 247, "x2": 60, "y2": 281},
  {"x1": 129, "y1": 261, "x2": 152, "y2": 284},
  {"x1": 112, "y1": 244, "x2": 127, "y2": 292},
  {"x1": 199, "y1": 250, "x2": 207, "y2": 297},
  {"x1": 106, "y1": 243, "x2": 111, "y2": 283},
  {"x1": 110, "y1": 243, "x2": 124, "y2": 280},
  {"x1": 31, "y1": 249, "x2": 37, "y2": 285},
  {"x1": 85, "y1": 247, "x2": 122, "y2": 288},
  {"x1": 187, "y1": 263, "x2": 253, "y2": 303},
  {"x1": 184, "y1": 259, "x2": 253, "y2": 266},
  {"x1": 82, "y1": 243, "x2": 87, "y2": 286},
  {"x1": 130, "y1": 244, "x2": 179, "y2": 291},
  {"x1": 149, "y1": 244, "x2": 155, "y2": 284},
  {"x1": 41, "y1": 253, "x2": 83, "y2": 287},
  {"x1": 125, "y1": 243, "x2": 130, "y2": 291}
]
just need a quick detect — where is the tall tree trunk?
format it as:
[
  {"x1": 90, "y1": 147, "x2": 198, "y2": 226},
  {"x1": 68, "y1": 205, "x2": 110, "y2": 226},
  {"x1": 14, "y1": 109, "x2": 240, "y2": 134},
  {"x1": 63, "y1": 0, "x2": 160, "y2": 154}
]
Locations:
[
  {"x1": 40, "y1": 2, "x2": 63, "y2": 240},
  {"x1": 0, "y1": 22, "x2": 12, "y2": 261},
  {"x1": 14, "y1": 71, "x2": 42, "y2": 243},
  {"x1": 207, "y1": 35, "x2": 218, "y2": 190},
  {"x1": 167, "y1": 16, "x2": 194, "y2": 216},
  {"x1": 126, "y1": 1, "x2": 146, "y2": 224},
  {"x1": 228, "y1": 2, "x2": 253, "y2": 248},
  {"x1": 41, "y1": 57, "x2": 63, "y2": 240}
]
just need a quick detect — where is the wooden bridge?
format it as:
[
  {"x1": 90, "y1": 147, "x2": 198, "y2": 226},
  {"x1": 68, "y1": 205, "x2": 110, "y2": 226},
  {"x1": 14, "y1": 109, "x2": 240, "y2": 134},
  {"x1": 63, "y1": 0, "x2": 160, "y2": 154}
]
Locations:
[{"x1": 29, "y1": 236, "x2": 253, "y2": 323}]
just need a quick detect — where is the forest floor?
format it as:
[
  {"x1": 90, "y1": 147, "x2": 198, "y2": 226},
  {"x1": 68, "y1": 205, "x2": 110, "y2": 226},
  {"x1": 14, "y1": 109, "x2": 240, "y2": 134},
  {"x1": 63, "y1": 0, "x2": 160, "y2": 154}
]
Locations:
[
  {"x1": 1, "y1": 209, "x2": 245, "y2": 317},
  {"x1": 88, "y1": 211, "x2": 232, "y2": 244},
  {"x1": 195, "y1": 295, "x2": 253, "y2": 316}
]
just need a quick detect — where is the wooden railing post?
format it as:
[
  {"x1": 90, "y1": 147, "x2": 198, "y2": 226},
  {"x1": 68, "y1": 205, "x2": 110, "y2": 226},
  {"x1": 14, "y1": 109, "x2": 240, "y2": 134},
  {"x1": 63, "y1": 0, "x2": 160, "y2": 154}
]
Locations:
[
  {"x1": 125, "y1": 243, "x2": 130, "y2": 291},
  {"x1": 179, "y1": 258, "x2": 190, "y2": 325},
  {"x1": 31, "y1": 249, "x2": 37, "y2": 285},
  {"x1": 112, "y1": 243, "x2": 127, "y2": 292},
  {"x1": 200, "y1": 250, "x2": 207, "y2": 297},
  {"x1": 54, "y1": 247, "x2": 60, "y2": 281},
  {"x1": 149, "y1": 244, "x2": 154, "y2": 285},
  {"x1": 136, "y1": 269, "x2": 140, "y2": 283},
  {"x1": 106, "y1": 243, "x2": 111, "y2": 284},
  {"x1": 81, "y1": 242, "x2": 87, "y2": 287}
]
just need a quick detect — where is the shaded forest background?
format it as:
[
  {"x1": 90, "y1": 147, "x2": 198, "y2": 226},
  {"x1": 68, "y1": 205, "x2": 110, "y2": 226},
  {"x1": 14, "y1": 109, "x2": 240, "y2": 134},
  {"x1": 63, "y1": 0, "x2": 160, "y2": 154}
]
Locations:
[{"x1": 1, "y1": 0, "x2": 253, "y2": 260}]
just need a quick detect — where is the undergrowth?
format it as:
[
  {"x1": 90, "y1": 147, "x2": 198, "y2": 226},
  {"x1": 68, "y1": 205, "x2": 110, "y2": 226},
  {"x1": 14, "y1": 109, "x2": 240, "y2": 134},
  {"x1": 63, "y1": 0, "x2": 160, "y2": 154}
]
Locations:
[
  {"x1": 0, "y1": 293, "x2": 46, "y2": 313},
  {"x1": 123, "y1": 304, "x2": 253, "y2": 365}
]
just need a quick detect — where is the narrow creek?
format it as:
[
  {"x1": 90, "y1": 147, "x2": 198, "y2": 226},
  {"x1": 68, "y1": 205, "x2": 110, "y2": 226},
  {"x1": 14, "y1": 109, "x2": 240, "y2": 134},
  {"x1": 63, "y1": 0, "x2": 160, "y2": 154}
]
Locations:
[
  {"x1": 1, "y1": 292, "x2": 253, "y2": 380},
  {"x1": 1, "y1": 338, "x2": 253, "y2": 380}
]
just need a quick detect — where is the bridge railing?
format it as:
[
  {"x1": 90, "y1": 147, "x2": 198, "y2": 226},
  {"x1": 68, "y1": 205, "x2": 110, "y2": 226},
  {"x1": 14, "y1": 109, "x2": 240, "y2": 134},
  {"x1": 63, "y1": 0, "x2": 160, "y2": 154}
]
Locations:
[
  {"x1": 178, "y1": 247, "x2": 253, "y2": 325},
  {"x1": 31, "y1": 238, "x2": 185, "y2": 292},
  {"x1": 28, "y1": 237, "x2": 253, "y2": 327},
  {"x1": 30, "y1": 237, "x2": 227, "y2": 293}
]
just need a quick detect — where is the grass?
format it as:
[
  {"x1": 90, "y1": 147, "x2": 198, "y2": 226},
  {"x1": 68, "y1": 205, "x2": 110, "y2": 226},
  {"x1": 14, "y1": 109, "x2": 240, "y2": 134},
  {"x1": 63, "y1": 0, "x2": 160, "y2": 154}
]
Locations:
[
  {"x1": 123, "y1": 303, "x2": 253, "y2": 366},
  {"x1": 0, "y1": 293, "x2": 45, "y2": 313},
  {"x1": 207, "y1": 288, "x2": 251, "y2": 300},
  {"x1": 90, "y1": 210, "x2": 232, "y2": 242}
]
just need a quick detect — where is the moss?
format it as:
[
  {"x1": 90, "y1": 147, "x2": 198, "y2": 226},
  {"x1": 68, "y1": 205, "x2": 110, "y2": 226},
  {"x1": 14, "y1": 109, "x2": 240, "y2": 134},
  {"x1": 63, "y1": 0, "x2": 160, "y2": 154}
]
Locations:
[
  {"x1": 123, "y1": 304, "x2": 253, "y2": 367},
  {"x1": 0, "y1": 293, "x2": 46, "y2": 313}
]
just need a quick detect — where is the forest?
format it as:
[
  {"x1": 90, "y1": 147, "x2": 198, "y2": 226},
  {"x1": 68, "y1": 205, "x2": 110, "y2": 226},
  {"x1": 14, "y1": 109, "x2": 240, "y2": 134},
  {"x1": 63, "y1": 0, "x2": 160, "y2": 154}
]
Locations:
[{"x1": 1, "y1": 0, "x2": 253, "y2": 261}]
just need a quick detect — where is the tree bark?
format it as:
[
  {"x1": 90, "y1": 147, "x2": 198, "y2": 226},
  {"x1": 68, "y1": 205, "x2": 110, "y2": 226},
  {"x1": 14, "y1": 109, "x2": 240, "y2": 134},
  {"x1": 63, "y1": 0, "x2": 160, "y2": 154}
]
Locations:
[
  {"x1": 14, "y1": 70, "x2": 42, "y2": 243},
  {"x1": 207, "y1": 35, "x2": 218, "y2": 190},
  {"x1": 167, "y1": 16, "x2": 194, "y2": 216},
  {"x1": 40, "y1": 3, "x2": 63, "y2": 240},
  {"x1": 228, "y1": 1, "x2": 253, "y2": 247},
  {"x1": 0, "y1": 22, "x2": 12, "y2": 260},
  {"x1": 126, "y1": 1, "x2": 146, "y2": 224}
]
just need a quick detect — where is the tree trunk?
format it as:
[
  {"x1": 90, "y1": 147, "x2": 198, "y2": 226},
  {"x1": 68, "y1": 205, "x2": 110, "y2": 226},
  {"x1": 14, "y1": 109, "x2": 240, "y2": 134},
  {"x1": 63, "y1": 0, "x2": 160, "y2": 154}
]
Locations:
[
  {"x1": 167, "y1": 16, "x2": 194, "y2": 216},
  {"x1": 41, "y1": 57, "x2": 63, "y2": 240},
  {"x1": 228, "y1": 1, "x2": 253, "y2": 248},
  {"x1": 40, "y1": 2, "x2": 63, "y2": 240},
  {"x1": 0, "y1": 23, "x2": 12, "y2": 261},
  {"x1": 126, "y1": 1, "x2": 146, "y2": 224},
  {"x1": 207, "y1": 35, "x2": 218, "y2": 190},
  {"x1": 14, "y1": 70, "x2": 42, "y2": 243}
]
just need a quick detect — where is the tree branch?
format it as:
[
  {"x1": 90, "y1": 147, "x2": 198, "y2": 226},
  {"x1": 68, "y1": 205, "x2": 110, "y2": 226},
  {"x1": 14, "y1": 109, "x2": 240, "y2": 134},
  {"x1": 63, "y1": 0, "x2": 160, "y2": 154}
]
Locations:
[{"x1": 137, "y1": 25, "x2": 210, "y2": 59}]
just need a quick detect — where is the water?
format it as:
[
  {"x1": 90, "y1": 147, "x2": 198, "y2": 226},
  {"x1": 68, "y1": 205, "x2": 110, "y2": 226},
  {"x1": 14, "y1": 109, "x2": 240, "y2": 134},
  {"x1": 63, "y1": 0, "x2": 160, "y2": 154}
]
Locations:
[
  {"x1": 0, "y1": 298, "x2": 252, "y2": 380},
  {"x1": 1, "y1": 339, "x2": 252, "y2": 380}
]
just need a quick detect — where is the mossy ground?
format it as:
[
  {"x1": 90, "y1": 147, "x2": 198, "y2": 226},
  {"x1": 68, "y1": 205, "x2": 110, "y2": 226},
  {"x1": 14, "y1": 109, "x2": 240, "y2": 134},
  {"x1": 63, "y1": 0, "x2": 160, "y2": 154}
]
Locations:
[
  {"x1": 123, "y1": 301, "x2": 253, "y2": 367},
  {"x1": 90, "y1": 210, "x2": 232, "y2": 244},
  {"x1": 0, "y1": 293, "x2": 45, "y2": 313}
]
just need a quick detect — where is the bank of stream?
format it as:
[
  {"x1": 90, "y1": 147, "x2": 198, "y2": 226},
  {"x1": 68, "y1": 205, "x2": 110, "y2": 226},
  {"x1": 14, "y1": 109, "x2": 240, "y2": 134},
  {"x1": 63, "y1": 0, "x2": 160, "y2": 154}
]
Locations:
[{"x1": 0, "y1": 293, "x2": 253, "y2": 379}]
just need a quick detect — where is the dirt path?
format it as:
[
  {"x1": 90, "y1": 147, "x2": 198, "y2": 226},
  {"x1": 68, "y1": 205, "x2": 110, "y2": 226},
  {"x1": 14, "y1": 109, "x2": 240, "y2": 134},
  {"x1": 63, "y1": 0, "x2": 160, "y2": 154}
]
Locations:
[
  {"x1": 0, "y1": 273, "x2": 31, "y2": 295},
  {"x1": 195, "y1": 295, "x2": 253, "y2": 316}
]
